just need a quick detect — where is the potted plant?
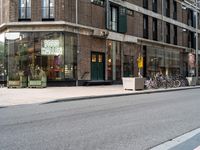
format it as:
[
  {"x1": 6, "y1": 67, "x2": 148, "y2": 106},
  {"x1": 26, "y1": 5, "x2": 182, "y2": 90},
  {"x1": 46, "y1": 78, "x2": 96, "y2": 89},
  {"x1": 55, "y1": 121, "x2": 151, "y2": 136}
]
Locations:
[
  {"x1": 122, "y1": 55, "x2": 145, "y2": 90},
  {"x1": 7, "y1": 71, "x2": 27, "y2": 88},
  {"x1": 28, "y1": 66, "x2": 47, "y2": 88}
]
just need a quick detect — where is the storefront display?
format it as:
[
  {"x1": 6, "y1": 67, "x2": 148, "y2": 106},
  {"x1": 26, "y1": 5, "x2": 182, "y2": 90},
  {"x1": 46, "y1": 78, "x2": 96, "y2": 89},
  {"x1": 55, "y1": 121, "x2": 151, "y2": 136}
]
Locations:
[
  {"x1": 146, "y1": 46, "x2": 183, "y2": 78},
  {"x1": 5, "y1": 32, "x2": 77, "y2": 84},
  {"x1": 107, "y1": 40, "x2": 121, "y2": 81}
]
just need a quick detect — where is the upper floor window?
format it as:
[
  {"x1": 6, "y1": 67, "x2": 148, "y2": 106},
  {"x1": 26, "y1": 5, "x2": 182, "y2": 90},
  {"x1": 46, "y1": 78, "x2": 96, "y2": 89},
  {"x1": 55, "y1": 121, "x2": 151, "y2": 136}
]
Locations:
[
  {"x1": 91, "y1": 0, "x2": 104, "y2": 6},
  {"x1": 174, "y1": 25, "x2": 177, "y2": 45},
  {"x1": 143, "y1": 0, "x2": 148, "y2": 9},
  {"x1": 42, "y1": 0, "x2": 54, "y2": 20},
  {"x1": 143, "y1": 15, "x2": 148, "y2": 39},
  {"x1": 173, "y1": 0, "x2": 177, "y2": 20},
  {"x1": 188, "y1": 31, "x2": 195, "y2": 49},
  {"x1": 165, "y1": 0, "x2": 170, "y2": 17},
  {"x1": 19, "y1": 0, "x2": 31, "y2": 21},
  {"x1": 110, "y1": 6, "x2": 118, "y2": 31},
  {"x1": 107, "y1": 4, "x2": 127, "y2": 33},
  {"x1": 166, "y1": 23, "x2": 170, "y2": 43},
  {"x1": 152, "y1": 0, "x2": 157, "y2": 12},
  {"x1": 188, "y1": 9, "x2": 195, "y2": 27},
  {"x1": 152, "y1": 18, "x2": 157, "y2": 41}
]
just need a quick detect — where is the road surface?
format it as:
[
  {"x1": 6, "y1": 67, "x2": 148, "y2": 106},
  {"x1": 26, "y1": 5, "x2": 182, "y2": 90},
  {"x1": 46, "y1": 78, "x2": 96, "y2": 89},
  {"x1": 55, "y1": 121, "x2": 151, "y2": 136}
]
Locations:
[{"x1": 0, "y1": 89, "x2": 200, "y2": 150}]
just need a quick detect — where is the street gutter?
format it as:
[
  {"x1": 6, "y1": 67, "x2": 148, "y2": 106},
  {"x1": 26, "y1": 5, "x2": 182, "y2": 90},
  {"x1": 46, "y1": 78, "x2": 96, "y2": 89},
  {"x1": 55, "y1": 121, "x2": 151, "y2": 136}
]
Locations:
[{"x1": 42, "y1": 86, "x2": 200, "y2": 105}]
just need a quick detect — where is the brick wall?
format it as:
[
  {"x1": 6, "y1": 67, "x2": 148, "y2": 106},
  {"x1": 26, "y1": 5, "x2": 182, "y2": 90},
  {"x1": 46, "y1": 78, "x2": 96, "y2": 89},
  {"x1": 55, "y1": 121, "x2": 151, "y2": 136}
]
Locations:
[
  {"x1": 0, "y1": 0, "x2": 10, "y2": 24},
  {"x1": 182, "y1": 8, "x2": 188, "y2": 25},
  {"x1": 157, "y1": 0, "x2": 162, "y2": 15},
  {"x1": 177, "y1": 27, "x2": 183, "y2": 46},
  {"x1": 177, "y1": 2, "x2": 183, "y2": 22},
  {"x1": 0, "y1": 0, "x2": 198, "y2": 50},
  {"x1": 157, "y1": 19, "x2": 163, "y2": 41},
  {"x1": 65, "y1": 0, "x2": 76, "y2": 23},
  {"x1": 126, "y1": 0, "x2": 142, "y2": 7},
  {"x1": 78, "y1": 35, "x2": 106, "y2": 80}
]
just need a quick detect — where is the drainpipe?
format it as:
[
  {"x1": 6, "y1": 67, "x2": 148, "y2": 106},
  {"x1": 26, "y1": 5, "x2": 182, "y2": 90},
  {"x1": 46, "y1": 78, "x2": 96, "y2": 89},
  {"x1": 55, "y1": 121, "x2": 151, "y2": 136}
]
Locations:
[
  {"x1": 162, "y1": 0, "x2": 164, "y2": 43},
  {"x1": 76, "y1": 0, "x2": 78, "y2": 24},
  {"x1": 0, "y1": 0, "x2": 2, "y2": 24},
  {"x1": 75, "y1": 0, "x2": 79, "y2": 86},
  {"x1": 195, "y1": 0, "x2": 199, "y2": 79}
]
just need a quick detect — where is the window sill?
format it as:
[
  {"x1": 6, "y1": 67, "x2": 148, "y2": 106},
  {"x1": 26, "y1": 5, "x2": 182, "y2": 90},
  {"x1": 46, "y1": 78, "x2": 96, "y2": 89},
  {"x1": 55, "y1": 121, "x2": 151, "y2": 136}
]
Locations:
[
  {"x1": 42, "y1": 18, "x2": 55, "y2": 21},
  {"x1": 18, "y1": 19, "x2": 31, "y2": 21}
]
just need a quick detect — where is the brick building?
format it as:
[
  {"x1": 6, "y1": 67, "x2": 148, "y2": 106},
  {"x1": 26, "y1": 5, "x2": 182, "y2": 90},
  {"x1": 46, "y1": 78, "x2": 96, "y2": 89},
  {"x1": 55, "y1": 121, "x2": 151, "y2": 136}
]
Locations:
[{"x1": 0, "y1": 0, "x2": 200, "y2": 86}]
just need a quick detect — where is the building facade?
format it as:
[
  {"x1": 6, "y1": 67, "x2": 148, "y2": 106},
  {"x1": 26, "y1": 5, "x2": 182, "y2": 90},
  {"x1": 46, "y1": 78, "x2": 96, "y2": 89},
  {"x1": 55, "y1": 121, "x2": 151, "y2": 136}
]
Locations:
[{"x1": 0, "y1": 0, "x2": 200, "y2": 86}]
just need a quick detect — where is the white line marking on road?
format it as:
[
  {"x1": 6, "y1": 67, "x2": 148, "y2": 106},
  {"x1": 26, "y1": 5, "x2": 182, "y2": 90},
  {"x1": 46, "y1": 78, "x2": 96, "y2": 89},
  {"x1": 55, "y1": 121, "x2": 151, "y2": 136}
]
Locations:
[
  {"x1": 150, "y1": 128, "x2": 200, "y2": 150},
  {"x1": 194, "y1": 145, "x2": 200, "y2": 150}
]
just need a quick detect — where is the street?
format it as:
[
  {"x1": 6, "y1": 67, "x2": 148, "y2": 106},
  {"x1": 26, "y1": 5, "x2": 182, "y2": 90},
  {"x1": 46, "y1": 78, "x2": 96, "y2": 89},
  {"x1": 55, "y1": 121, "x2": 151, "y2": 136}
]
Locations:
[{"x1": 0, "y1": 89, "x2": 200, "y2": 150}]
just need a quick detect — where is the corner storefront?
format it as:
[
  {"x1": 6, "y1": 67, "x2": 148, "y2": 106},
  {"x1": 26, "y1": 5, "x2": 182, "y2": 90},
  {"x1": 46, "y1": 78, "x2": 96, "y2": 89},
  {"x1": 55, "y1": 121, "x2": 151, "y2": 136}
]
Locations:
[{"x1": 4, "y1": 32, "x2": 78, "y2": 86}]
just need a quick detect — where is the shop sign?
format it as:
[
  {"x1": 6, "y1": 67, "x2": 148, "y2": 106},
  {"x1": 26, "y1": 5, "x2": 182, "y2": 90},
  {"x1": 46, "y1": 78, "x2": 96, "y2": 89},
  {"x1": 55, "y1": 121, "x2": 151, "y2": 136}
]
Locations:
[
  {"x1": 137, "y1": 55, "x2": 143, "y2": 69},
  {"x1": 41, "y1": 40, "x2": 63, "y2": 56}
]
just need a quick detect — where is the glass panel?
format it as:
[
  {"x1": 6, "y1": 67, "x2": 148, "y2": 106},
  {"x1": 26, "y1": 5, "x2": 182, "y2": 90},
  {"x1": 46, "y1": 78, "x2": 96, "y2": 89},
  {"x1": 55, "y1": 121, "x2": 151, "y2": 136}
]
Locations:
[
  {"x1": 111, "y1": 7, "x2": 118, "y2": 31},
  {"x1": 92, "y1": 54, "x2": 96, "y2": 62},
  {"x1": 50, "y1": 0, "x2": 54, "y2": 7},
  {"x1": 107, "y1": 41, "x2": 112, "y2": 80},
  {"x1": 0, "y1": 33, "x2": 6, "y2": 82},
  {"x1": 6, "y1": 32, "x2": 30, "y2": 81},
  {"x1": 98, "y1": 54, "x2": 102, "y2": 63},
  {"x1": 146, "y1": 47, "x2": 181, "y2": 77},
  {"x1": 20, "y1": 0, "x2": 26, "y2": 7},
  {"x1": 40, "y1": 32, "x2": 64, "y2": 80},
  {"x1": 64, "y1": 33, "x2": 77, "y2": 79},
  {"x1": 107, "y1": 40, "x2": 121, "y2": 81},
  {"x1": 42, "y1": 0, "x2": 54, "y2": 19},
  {"x1": 5, "y1": 32, "x2": 77, "y2": 82},
  {"x1": 123, "y1": 55, "x2": 134, "y2": 77},
  {"x1": 19, "y1": 0, "x2": 31, "y2": 19},
  {"x1": 27, "y1": 0, "x2": 31, "y2": 7},
  {"x1": 50, "y1": 0, "x2": 54, "y2": 18}
]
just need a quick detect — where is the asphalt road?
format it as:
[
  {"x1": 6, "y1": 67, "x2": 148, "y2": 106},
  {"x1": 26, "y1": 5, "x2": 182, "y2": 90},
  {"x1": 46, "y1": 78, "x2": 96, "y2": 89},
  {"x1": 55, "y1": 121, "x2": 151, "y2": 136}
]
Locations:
[{"x1": 0, "y1": 89, "x2": 200, "y2": 150}]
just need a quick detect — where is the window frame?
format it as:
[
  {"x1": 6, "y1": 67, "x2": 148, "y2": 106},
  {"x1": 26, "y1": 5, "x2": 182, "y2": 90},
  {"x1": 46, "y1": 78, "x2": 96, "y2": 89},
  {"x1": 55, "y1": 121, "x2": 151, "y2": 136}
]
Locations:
[
  {"x1": 174, "y1": 25, "x2": 177, "y2": 45},
  {"x1": 110, "y1": 5, "x2": 118, "y2": 32},
  {"x1": 18, "y1": 0, "x2": 31, "y2": 21},
  {"x1": 143, "y1": 0, "x2": 148, "y2": 9},
  {"x1": 166, "y1": 23, "x2": 170, "y2": 43},
  {"x1": 173, "y1": 0, "x2": 177, "y2": 20},
  {"x1": 42, "y1": 0, "x2": 55, "y2": 21},
  {"x1": 152, "y1": 0, "x2": 157, "y2": 13},
  {"x1": 152, "y1": 18, "x2": 158, "y2": 41},
  {"x1": 143, "y1": 15, "x2": 148, "y2": 39}
]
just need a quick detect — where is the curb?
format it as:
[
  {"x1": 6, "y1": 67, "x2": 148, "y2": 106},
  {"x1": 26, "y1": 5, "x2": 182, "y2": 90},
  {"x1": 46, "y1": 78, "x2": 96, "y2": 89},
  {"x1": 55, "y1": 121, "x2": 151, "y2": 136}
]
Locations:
[{"x1": 42, "y1": 86, "x2": 200, "y2": 105}]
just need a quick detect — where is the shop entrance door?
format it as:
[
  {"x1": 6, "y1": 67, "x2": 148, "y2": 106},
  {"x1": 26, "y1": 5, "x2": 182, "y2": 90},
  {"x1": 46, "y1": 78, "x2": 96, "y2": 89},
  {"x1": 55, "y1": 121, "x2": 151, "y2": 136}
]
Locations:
[{"x1": 91, "y1": 52, "x2": 105, "y2": 80}]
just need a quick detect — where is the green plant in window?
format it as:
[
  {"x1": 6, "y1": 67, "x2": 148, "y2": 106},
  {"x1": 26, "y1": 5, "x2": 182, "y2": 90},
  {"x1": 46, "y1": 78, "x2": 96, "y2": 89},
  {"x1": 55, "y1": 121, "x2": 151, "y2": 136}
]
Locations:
[
  {"x1": 9, "y1": 70, "x2": 24, "y2": 80},
  {"x1": 9, "y1": 74, "x2": 20, "y2": 80},
  {"x1": 30, "y1": 65, "x2": 46, "y2": 80}
]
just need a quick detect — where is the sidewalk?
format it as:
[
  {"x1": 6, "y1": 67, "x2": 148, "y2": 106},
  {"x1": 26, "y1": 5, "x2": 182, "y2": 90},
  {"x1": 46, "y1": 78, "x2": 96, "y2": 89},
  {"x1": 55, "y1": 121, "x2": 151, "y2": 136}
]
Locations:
[{"x1": 0, "y1": 85, "x2": 200, "y2": 107}]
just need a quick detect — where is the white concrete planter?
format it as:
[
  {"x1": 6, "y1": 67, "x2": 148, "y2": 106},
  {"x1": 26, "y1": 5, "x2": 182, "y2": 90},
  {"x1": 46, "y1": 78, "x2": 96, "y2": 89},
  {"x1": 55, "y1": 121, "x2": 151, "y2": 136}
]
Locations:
[
  {"x1": 7, "y1": 76, "x2": 27, "y2": 88},
  {"x1": 28, "y1": 76, "x2": 47, "y2": 88},
  {"x1": 197, "y1": 77, "x2": 200, "y2": 85},
  {"x1": 122, "y1": 77, "x2": 145, "y2": 90},
  {"x1": 186, "y1": 77, "x2": 197, "y2": 86}
]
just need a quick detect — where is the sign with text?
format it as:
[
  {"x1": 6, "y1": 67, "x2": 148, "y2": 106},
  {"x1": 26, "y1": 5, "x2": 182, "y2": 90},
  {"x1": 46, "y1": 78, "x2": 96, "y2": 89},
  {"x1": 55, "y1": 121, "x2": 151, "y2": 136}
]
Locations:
[{"x1": 41, "y1": 40, "x2": 63, "y2": 56}]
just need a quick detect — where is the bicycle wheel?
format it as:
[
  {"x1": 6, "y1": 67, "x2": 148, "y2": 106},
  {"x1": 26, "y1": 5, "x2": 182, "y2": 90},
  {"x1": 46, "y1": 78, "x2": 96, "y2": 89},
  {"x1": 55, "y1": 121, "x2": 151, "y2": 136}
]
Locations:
[{"x1": 174, "y1": 80, "x2": 181, "y2": 87}]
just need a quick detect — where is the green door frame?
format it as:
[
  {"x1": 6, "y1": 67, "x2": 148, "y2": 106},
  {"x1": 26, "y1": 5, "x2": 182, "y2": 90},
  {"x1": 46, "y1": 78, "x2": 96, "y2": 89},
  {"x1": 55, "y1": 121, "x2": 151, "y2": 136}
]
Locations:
[{"x1": 91, "y1": 52, "x2": 105, "y2": 80}]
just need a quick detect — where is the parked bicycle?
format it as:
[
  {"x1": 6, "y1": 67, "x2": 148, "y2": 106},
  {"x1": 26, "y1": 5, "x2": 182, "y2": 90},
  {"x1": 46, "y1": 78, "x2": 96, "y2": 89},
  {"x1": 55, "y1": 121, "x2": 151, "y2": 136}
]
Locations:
[{"x1": 145, "y1": 74, "x2": 188, "y2": 89}]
